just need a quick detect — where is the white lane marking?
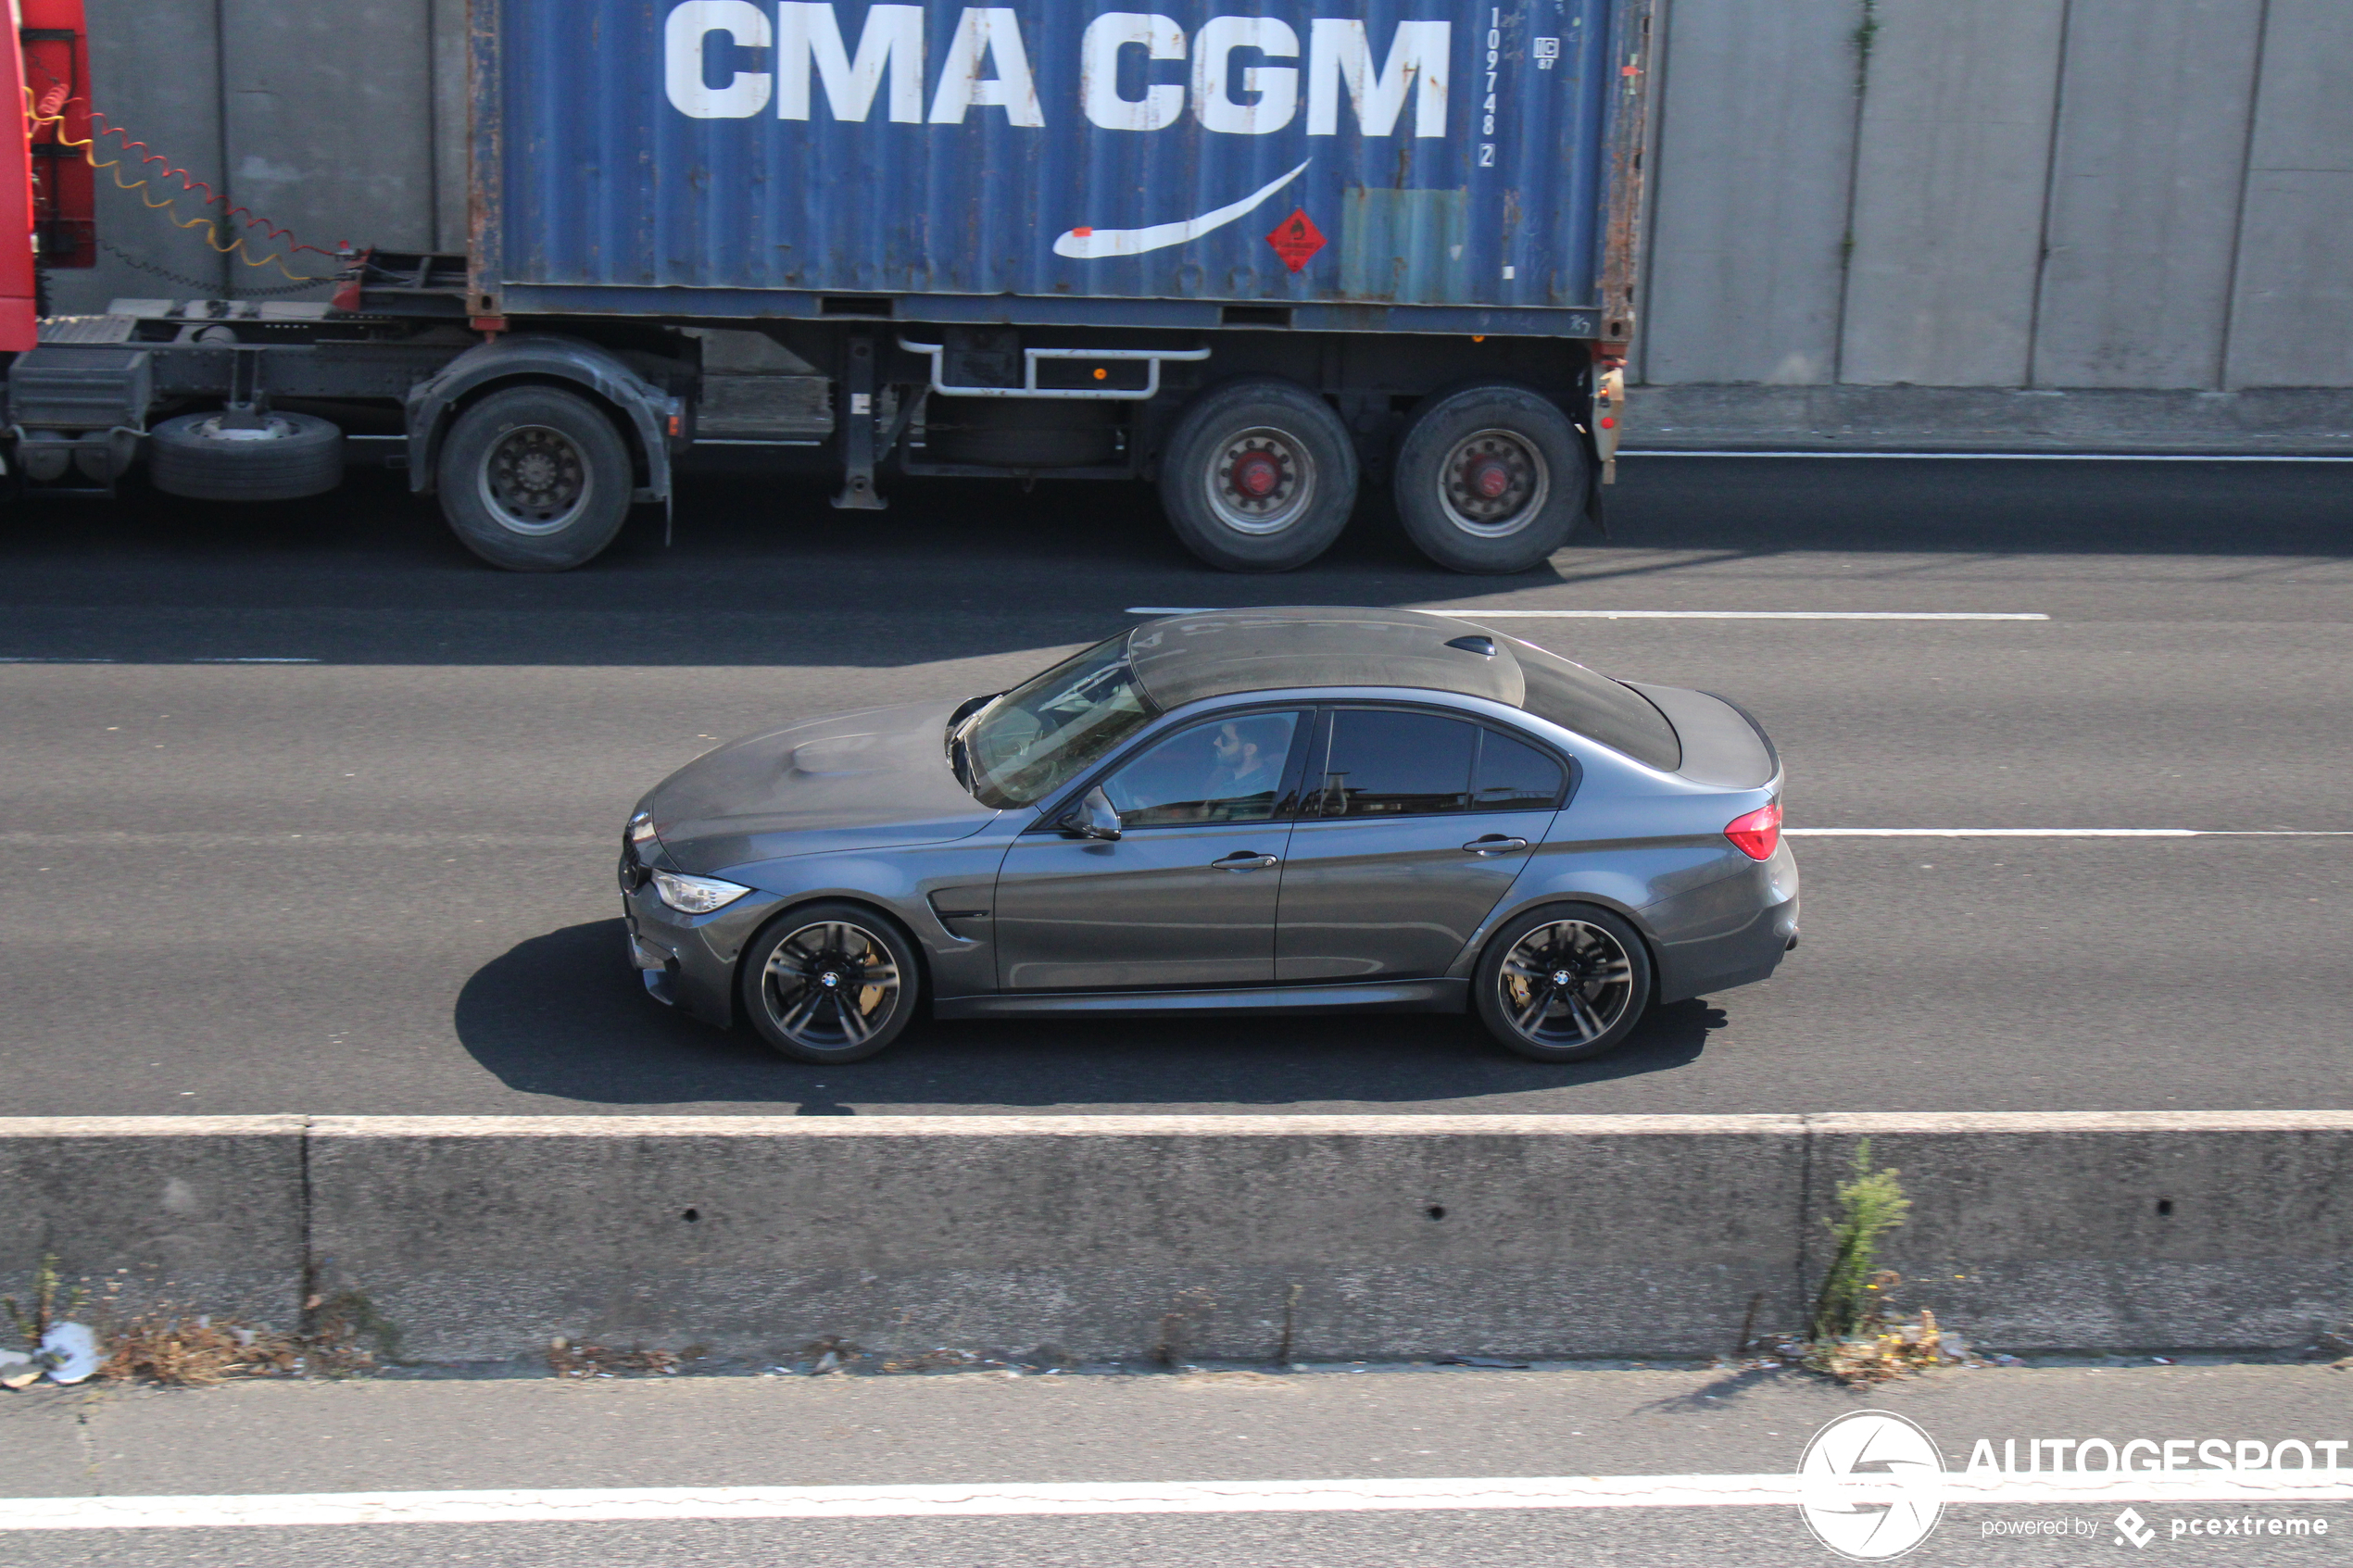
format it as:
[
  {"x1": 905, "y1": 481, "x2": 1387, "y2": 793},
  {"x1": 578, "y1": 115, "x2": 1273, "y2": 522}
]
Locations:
[
  {"x1": 1054, "y1": 161, "x2": 1311, "y2": 259},
  {"x1": 1122, "y1": 608, "x2": 2049, "y2": 621},
  {"x1": 1619, "y1": 449, "x2": 2353, "y2": 462},
  {"x1": 1786, "y1": 828, "x2": 2353, "y2": 838},
  {"x1": 0, "y1": 657, "x2": 321, "y2": 664},
  {"x1": 0, "y1": 832, "x2": 600, "y2": 849},
  {"x1": 1457, "y1": 610, "x2": 2048, "y2": 621},
  {"x1": 4, "y1": 1471, "x2": 2347, "y2": 1531}
]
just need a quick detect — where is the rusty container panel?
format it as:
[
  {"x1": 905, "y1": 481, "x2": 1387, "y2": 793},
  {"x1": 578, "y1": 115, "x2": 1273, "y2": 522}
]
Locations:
[{"x1": 484, "y1": 0, "x2": 1637, "y2": 319}]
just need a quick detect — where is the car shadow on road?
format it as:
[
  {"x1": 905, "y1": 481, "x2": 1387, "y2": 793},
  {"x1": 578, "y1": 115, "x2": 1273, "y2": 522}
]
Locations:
[{"x1": 453, "y1": 920, "x2": 1727, "y2": 1111}]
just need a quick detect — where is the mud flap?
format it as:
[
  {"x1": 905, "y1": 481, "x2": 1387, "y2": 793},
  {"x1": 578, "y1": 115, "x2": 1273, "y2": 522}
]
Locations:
[{"x1": 1579, "y1": 365, "x2": 1625, "y2": 542}]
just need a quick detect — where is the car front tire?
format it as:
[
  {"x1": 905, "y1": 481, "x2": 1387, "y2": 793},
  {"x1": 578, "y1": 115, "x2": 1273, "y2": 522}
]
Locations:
[
  {"x1": 738, "y1": 901, "x2": 921, "y2": 1064},
  {"x1": 1474, "y1": 903, "x2": 1653, "y2": 1062}
]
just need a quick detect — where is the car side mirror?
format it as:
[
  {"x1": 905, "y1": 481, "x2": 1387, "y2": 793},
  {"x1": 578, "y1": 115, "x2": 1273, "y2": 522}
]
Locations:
[{"x1": 1061, "y1": 785, "x2": 1122, "y2": 841}]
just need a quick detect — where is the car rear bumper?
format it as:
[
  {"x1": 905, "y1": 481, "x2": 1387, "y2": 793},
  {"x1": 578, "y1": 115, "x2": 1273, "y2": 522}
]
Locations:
[{"x1": 1652, "y1": 891, "x2": 1799, "y2": 1004}]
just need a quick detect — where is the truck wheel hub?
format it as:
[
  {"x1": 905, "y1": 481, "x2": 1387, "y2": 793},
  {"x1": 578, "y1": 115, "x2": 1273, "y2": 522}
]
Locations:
[
  {"x1": 1207, "y1": 429, "x2": 1315, "y2": 534},
  {"x1": 1232, "y1": 451, "x2": 1280, "y2": 498},
  {"x1": 1438, "y1": 429, "x2": 1548, "y2": 535},
  {"x1": 482, "y1": 424, "x2": 590, "y2": 533}
]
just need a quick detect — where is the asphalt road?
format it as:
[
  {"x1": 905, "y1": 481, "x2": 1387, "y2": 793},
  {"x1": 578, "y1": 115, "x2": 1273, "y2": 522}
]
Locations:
[
  {"x1": 5, "y1": 456, "x2": 2349, "y2": 1114},
  {"x1": 6, "y1": 1363, "x2": 2348, "y2": 1565}
]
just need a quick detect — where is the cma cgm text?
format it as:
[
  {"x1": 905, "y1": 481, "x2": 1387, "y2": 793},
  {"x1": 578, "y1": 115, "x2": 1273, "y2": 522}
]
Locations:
[{"x1": 665, "y1": 1, "x2": 1452, "y2": 135}]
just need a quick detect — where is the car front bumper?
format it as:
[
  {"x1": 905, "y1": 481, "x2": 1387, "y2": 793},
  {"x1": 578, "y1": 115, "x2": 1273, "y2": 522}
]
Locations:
[{"x1": 621, "y1": 860, "x2": 778, "y2": 1028}]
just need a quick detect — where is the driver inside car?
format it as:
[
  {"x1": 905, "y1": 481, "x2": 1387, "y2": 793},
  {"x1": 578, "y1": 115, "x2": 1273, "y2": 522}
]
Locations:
[{"x1": 1105, "y1": 713, "x2": 1297, "y2": 826}]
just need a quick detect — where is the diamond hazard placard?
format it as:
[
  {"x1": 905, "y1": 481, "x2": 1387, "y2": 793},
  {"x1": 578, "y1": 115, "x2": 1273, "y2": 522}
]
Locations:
[{"x1": 1265, "y1": 208, "x2": 1325, "y2": 272}]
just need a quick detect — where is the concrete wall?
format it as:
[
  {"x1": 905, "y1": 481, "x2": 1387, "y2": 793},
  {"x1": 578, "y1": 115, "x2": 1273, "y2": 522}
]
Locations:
[
  {"x1": 0, "y1": 1116, "x2": 306, "y2": 1326},
  {"x1": 1636, "y1": 0, "x2": 2353, "y2": 395},
  {"x1": 4, "y1": 1113, "x2": 2346, "y2": 1364}
]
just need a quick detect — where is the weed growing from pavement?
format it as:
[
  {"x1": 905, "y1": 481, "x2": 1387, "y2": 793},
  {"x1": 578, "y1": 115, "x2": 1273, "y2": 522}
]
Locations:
[
  {"x1": 3, "y1": 1254, "x2": 87, "y2": 1348},
  {"x1": 1810, "y1": 1140, "x2": 1911, "y2": 1342},
  {"x1": 1787, "y1": 1140, "x2": 1955, "y2": 1385}
]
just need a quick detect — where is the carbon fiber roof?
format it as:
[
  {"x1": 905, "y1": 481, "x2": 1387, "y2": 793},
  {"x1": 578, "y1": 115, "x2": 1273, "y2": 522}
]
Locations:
[{"x1": 1125, "y1": 607, "x2": 1525, "y2": 709}]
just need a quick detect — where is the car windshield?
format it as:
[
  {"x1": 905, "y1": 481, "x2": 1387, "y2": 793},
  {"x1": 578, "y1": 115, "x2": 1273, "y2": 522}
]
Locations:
[{"x1": 956, "y1": 633, "x2": 1160, "y2": 808}]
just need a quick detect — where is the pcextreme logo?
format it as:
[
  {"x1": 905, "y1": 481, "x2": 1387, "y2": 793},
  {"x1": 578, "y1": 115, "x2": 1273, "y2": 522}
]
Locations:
[{"x1": 1798, "y1": 1411, "x2": 1946, "y2": 1561}]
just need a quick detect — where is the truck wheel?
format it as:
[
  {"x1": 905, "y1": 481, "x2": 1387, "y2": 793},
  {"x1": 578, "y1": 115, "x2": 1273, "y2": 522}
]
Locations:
[
  {"x1": 148, "y1": 411, "x2": 344, "y2": 502},
  {"x1": 1392, "y1": 383, "x2": 1588, "y2": 574},
  {"x1": 1158, "y1": 379, "x2": 1357, "y2": 572},
  {"x1": 436, "y1": 386, "x2": 634, "y2": 571}
]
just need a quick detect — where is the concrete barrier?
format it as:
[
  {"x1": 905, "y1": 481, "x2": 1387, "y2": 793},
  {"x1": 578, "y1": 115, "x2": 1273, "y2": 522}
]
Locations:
[
  {"x1": 0, "y1": 1116, "x2": 306, "y2": 1326},
  {"x1": 3, "y1": 1113, "x2": 2347, "y2": 1363},
  {"x1": 1808, "y1": 1113, "x2": 2353, "y2": 1355}
]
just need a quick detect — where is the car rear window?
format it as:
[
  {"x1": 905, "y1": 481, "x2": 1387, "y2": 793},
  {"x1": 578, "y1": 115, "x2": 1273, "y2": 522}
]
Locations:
[
  {"x1": 1472, "y1": 728, "x2": 1568, "y2": 810},
  {"x1": 1510, "y1": 640, "x2": 1682, "y2": 771}
]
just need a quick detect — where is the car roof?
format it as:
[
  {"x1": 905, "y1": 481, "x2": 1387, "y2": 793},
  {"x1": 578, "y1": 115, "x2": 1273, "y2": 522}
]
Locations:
[{"x1": 1125, "y1": 606, "x2": 1525, "y2": 709}]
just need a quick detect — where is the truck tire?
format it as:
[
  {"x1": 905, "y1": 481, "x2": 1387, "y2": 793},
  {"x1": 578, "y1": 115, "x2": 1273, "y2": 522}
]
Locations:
[
  {"x1": 1392, "y1": 383, "x2": 1588, "y2": 574},
  {"x1": 1158, "y1": 378, "x2": 1357, "y2": 572},
  {"x1": 436, "y1": 385, "x2": 634, "y2": 571},
  {"x1": 148, "y1": 411, "x2": 344, "y2": 502}
]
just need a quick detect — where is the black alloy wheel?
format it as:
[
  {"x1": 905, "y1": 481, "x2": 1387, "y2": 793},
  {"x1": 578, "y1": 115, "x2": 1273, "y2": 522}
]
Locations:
[
  {"x1": 1392, "y1": 383, "x2": 1589, "y2": 573},
  {"x1": 738, "y1": 902, "x2": 920, "y2": 1063},
  {"x1": 1157, "y1": 378, "x2": 1358, "y2": 571},
  {"x1": 1474, "y1": 903, "x2": 1653, "y2": 1062},
  {"x1": 436, "y1": 385, "x2": 635, "y2": 571}
]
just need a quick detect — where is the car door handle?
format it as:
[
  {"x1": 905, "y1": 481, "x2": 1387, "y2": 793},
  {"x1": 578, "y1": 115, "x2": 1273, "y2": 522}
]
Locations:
[
  {"x1": 1463, "y1": 835, "x2": 1529, "y2": 856},
  {"x1": 1212, "y1": 852, "x2": 1280, "y2": 872}
]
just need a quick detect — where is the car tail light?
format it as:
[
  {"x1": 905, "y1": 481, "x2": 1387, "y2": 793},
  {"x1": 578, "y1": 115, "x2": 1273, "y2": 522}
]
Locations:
[{"x1": 1726, "y1": 800, "x2": 1782, "y2": 860}]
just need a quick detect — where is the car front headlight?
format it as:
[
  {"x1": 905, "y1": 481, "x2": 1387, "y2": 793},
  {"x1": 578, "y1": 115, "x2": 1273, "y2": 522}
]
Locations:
[{"x1": 651, "y1": 870, "x2": 751, "y2": 915}]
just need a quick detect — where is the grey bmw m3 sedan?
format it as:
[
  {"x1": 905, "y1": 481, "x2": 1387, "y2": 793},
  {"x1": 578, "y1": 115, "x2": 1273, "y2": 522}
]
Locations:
[{"x1": 620, "y1": 607, "x2": 1798, "y2": 1065}]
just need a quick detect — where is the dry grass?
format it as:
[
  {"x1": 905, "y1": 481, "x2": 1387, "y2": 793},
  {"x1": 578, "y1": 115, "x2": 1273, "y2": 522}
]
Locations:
[
  {"x1": 1808, "y1": 1306, "x2": 1952, "y2": 1386},
  {"x1": 94, "y1": 1301, "x2": 379, "y2": 1386},
  {"x1": 100, "y1": 1314, "x2": 303, "y2": 1386},
  {"x1": 547, "y1": 1337, "x2": 680, "y2": 1378}
]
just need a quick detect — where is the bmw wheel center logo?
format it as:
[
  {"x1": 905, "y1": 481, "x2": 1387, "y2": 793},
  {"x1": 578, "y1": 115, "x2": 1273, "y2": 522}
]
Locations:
[{"x1": 1799, "y1": 1410, "x2": 1948, "y2": 1560}]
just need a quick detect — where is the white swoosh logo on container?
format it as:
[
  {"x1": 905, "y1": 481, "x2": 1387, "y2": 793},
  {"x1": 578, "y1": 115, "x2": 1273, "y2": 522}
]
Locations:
[{"x1": 1054, "y1": 161, "x2": 1312, "y2": 259}]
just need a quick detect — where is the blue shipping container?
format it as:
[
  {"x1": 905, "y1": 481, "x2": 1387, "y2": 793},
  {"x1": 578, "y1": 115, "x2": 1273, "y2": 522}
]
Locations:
[{"x1": 477, "y1": 0, "x2": 1646, "y2": 332}]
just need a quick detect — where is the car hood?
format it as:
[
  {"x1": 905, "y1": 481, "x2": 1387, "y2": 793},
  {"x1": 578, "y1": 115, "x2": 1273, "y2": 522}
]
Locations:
[{"x1": 643, "y1": 699, "x2": 1000, "y2": 873}]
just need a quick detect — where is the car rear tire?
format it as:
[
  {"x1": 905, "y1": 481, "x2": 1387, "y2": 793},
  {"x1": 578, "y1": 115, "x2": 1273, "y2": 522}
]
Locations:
[
  {"x1": 1392, "y1": 383, "x2": 1588, "y2": 574},
  {"x1": 1474, "y1": 903, "x2": 1652, "y2": 1062},
  {"x1": 738, "y1": 901, "x2": 921, "y2": 1064},
  {"x1": 436, "y1": 385, "x2": 634, "y2": 571},
  {"x1": 1157, "y1": 378, "x2": 1358, "y2": 572},
  {"x1": 148, "y1": 410, "x2": 345, "y2": 502}
]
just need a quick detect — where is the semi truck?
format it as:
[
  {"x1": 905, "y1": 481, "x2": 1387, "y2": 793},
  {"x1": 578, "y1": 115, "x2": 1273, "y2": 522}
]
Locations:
[{"x1": 5, "y1": 0, "x2": 1649, "y2": 573}]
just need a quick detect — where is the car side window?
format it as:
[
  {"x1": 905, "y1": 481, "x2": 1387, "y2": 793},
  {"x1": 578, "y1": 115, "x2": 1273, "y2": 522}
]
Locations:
[
  {"x1": 1099, "y1": 711, "x2": 1302, "y2": 827},
  {"x1": 1472, "y1": 728, "x2": 1568, "y2": 811},
  {"x1": 1308, "y1": 709, "x2": 1477, "y2": 819}
]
